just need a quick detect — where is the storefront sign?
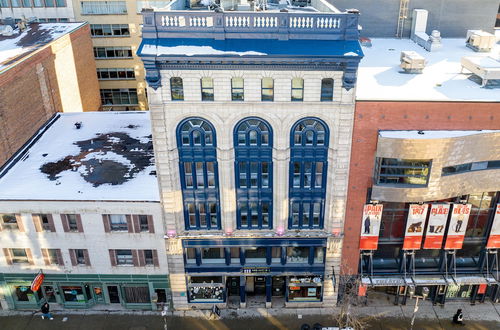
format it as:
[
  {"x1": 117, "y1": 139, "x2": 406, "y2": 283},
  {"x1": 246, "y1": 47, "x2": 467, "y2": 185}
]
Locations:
[
  {"x1": 486, "y1": 204, "x2": 500, "y2": 249},
  {"x1": 30, "y1": 271, "x2": 45, "y2": 292},
  {"x1": 444, "y1": 204, "x2": 472, "y2": 249},
  {"x1": 241, "y1": 267, "x2": 270, "y2": 274},
  {"x1": 403, "y1": 204, "x2": 429, "y2": 250},
  {"x1": 478, "y1": 284, "x2": 487, "y2": 294},
  {"x1": 423, "y1": 204, "x2": 450, "y2": 249},
  {"x1": 359, "y1": 204, "x2": 384, "y2": 250}
]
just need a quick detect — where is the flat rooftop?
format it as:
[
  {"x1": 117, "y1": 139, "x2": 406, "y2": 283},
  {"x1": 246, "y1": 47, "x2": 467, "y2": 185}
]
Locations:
[
  {"x1": 379, "y1": 130, "x2": 500, "y2": 139},
  {"x1": 357, "y1": 38, "x2": 500, "y2": 102},
  {"x1": 0, "y1": 112, "x2": 159, "y2": 202},
  {"x1": 0, "y1": 22, "x2": 86, "y2": 73}
]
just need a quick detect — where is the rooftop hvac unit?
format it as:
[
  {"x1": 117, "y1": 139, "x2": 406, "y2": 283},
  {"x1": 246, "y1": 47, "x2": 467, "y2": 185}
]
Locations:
[
  {"x1": 0, "y1": 25, "x2": 14, "y2": 36},
  {"x1": 400, "y1": 51, "x2": 426, "y2": 73},
  {"x1": 466, "y1": 30, "x2": 495, "y2": 52}
]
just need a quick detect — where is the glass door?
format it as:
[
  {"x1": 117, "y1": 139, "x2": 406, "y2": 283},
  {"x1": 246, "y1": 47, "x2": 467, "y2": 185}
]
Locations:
[
  {"x1": 92, "y1": 285, "x2": 105, "y2": 304},
  {"x1": 107, "y1": 285, "x2": 121, "y2": 303}
]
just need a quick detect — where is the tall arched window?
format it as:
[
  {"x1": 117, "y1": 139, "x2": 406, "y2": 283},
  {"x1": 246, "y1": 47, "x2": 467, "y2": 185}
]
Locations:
[
  {"x1": 288, "y1": 118, "x2": 329, "y2": 229},
  {"x1": 177, "y1": 118, "x2": 221, "y2": 230},
  {"x1": 234, "y1": 117, "x2": 273, "y2": 229}
]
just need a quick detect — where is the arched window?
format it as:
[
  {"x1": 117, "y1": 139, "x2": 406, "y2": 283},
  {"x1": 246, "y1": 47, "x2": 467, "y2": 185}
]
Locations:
[
  {"x1": 288, "y1": 118, "x2": 329, "y2": 229},
  {"x1": 177, "y1": 118, "x2": 220, "y2": 230},
  {"x1": 234, "y1": 117, "x2": 273, "y2": 229}
]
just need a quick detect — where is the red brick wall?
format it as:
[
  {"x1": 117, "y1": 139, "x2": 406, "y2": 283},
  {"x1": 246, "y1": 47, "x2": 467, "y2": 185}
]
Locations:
[
  {"x1": 341, "y1": 101, "x2": 500, "y2": 275},
  {"x1": 0, "y1": 24, "x2": 100, "y2": 167}
]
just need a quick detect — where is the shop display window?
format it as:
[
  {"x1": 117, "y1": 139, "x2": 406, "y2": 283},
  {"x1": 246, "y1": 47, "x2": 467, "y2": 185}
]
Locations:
[
  {"x1": 286, "y1": 247, "x2": 309, "y2": 263},
  {"x1": 61, "y1": 286, "x2": 86, "y2": 303},
  {"x1": 188, "y1": 276, "x2": 224, "y2": 302},
  {"x1": 245, "y1": 247, "x2": 266, "y2": 264},
  {"x1": 14, "y1": 286, "x2": 34, "y2": 302},
  {"x1": 124, "y1": 286, "x2": 150, "y2": 304},
  {"x1": 271, "y1": 247, "x2": 281, "y2": 263},
  {"x1": 230, "y1": 247, "x2": 240, "y2": 264},
  {"x1": 201, "y1": 248, "x2": 224, "y2": 264},
  {"x1": 314, "y1": 247, "x2": 325, "y2": 263},
  {"x1": 288, "y1": 276, "x2": 322, "y2": 302}
]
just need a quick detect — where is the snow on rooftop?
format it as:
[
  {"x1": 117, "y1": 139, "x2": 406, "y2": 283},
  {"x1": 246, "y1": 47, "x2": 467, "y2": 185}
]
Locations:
[
  {"x1": 0, "y1": 112, "x2": 160, "y2": 202},
  {"x1": 0, "y1": 23, "x2": 85, "y2": 73},
  {"x1": 357, "y1": 38, "x2": 500, "y2": 102},
  {"x1": 379, "y1": 130, "x2": 500, "y2": 139},
  {"x1": 141, "y1": 44, "x2": 267, "y2": 57}
]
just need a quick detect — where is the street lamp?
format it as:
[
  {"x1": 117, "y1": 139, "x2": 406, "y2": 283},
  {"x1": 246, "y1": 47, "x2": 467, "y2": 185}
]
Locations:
[{"x1": 408, "y1": 286, "x2": 429, "y2": 330}]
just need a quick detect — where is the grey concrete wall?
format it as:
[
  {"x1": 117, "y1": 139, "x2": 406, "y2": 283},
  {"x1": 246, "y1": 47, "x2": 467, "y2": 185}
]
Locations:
[{"x1": 331, "y1": 0, "x2": 498, "y2": 38}]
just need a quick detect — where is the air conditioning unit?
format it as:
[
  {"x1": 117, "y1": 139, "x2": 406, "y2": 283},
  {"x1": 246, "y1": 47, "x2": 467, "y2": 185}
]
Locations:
[
  {"x1": 400, "y1": 51, "x2": 426, "y2": 73},
  {"x1": 0, "y1": 25, "x2": 14, "y2": 36},
  {"x1": 466, "y1": 30, "x2": 495, "y2": 52}
]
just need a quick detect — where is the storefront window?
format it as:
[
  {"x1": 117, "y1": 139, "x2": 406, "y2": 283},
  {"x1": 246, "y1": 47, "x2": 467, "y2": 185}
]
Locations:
[
  {"x1": 413, "y1": 249, "x2": 440, "y2": 270},
  {"x1": 314, "y1": 247, "x2": 324, "y2": 263},
  {"x1": 14, "y1": 286, "x2": 34, "y2": 302},
  {"x1": 372, "y1": 243, "x2": 401, "y2": 272},
  {"x1": 186, "y1": 248, "x2": 196, "y2": 264},
  {"x1": 230, "y1": 247, "x2": 240, "y2": 264},
  {"x1": 446, "y1": 284, "x2": 473, "y2": 299},
  {"x1": 61, "y1": 286, "x2": 86, "y2": 303},
  {"x1": 455, "y1": 243, "x2": 481, "y2": 269},
  {"x1": 43, "y1": 286, "x2": 57, "y2": 302},
  {"x1": 271, "y1": 247, "x2": 281, "y2": 263},
  {"x1": 245, "y1": 247, "x2": 266, "y2": 263},
  {"x1": 288, "y1": 276, "x2": 322, "y2": 302},
  {"x1": 286, "y1": 247, "x2": 309, "y2": 263},
  {"x1": 379, "y1": 203, "x2": 407, "y2": 240},
  {"x1": 188, "y1": 276, "x2": 224, "y2": 302},
  {"x1": 201, "y1": 248, "x2": 224, "y2": 264},
  {"x1": 465, "y1": 192, "x2": 495, "y2": 238},
  {"x1": 124, "y1": 286, "x2": 150, "y2": 304}
]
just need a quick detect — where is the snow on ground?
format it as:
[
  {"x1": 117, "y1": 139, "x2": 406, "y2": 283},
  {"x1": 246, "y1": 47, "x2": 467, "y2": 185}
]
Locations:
[
  {"x1": 357, "y1": 38, "x2": 500, "y2": 102},
  {"x1": 379, "y1": 130, "x2": 500, "y2": 139},
  {"x1": 0, "y1": 112, "x2": 160, "y2": 202},
  {"x1": 0, "y1": 23, "x2": 85, "y2": 73}
]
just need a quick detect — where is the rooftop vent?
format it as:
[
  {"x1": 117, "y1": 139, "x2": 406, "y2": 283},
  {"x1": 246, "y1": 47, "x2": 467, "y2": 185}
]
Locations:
[
  {"x1": 0, "y1": 24, "x2": 14, "y2": 36},
  {"x1": 400, "y1": 51, "x2": 426, "y2": 74},
  {"x1": 75, "y1": 122, "x2": 82, "y2": 129},
  {"x1": 466, "y1": 30, "x2": 495, "y2": 53}
]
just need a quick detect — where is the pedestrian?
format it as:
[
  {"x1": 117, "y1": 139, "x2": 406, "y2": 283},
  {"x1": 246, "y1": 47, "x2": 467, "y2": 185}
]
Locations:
[
  {"x1": 452, "y1": 308, "x2": 464, "y2": 325},
  {"x1": 40, "y1": 302, "x2": 54, "y2": 320},
  {"x1": 364, "y1": 216, "x2": 371, "y2": 234}
]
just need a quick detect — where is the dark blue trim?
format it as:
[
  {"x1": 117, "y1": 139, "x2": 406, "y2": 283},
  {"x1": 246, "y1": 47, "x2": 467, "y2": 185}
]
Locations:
[
  {"x1": 182, "y1": 238, "x2": 327, "y2": 248},
  {"x1": 176, "y1": 117, "x2": 222, "y2": 230},
  {"x1": 184, "y1": 265, "x2": 325, "y2": 275},
  {"x1": 288, "y1": 117, "x2": 329, "y2": 229},
  {"x1": 233, "y1": 117, "x2": 274, "y2": 230}
]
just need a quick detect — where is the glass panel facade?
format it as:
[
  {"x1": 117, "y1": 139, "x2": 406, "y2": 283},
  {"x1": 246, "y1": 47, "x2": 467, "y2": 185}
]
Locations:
[{"x1": 376, "y1": 158, "x2": 431, "y2": 186}]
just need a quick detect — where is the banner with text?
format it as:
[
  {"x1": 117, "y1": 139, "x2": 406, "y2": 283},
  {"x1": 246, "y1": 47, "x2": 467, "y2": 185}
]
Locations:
[
  {"x1": 403, "y1": 204, "x2": 429, "y2": 250},
  {"x1": 444, "y1": 203, "x2": 472, "y2": 249},
  {"x1": 423, "y1": 204, "x2": 450, "y2": 249},
  {"x1": 486, "y1": 204, "x2": 500, "y2": 249},
  {"x1": 359, "y1": 204, "x2": 384, "y2": 250}
]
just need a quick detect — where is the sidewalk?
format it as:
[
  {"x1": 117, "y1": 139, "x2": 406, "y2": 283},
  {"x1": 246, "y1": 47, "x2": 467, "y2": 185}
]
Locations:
[{"x1": 0, "y1": 301, "x2": 499, "y2": 330}]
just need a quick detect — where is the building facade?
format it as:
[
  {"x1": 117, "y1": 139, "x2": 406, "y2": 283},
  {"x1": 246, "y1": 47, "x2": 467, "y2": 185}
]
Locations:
[
  {"x1": 0, "y1": 112, "x2": 169, "y2": 311},
  {"x1": 139, "y1": 1, "x2": 363, "y2": 309},
  {"x1": 0, "y1": 22, "x2": 100, "y2": 167},
  {"x1": 342, "y1": 38, "x2": 500, "y2": 305},
  {"x1": 0, "y1": 0, "x2": 75, "y2": 23}
]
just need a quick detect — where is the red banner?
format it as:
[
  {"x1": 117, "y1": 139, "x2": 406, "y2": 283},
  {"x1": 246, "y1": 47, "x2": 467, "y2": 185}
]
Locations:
[
  {"x1": 423, "y1": 204, "x2": 450, "y2": 249},
  {"x1": 478, "y1": 284, "x2": 487, "y2": 294},
  {"x1": 359, "y1": 204, "x2": 383, "y2": 250},
  {"x1": 444, "y1": 204, "x2": 472, "y2": 250},
  {"x1": 486, "y1": 204, "x2": 500, "y2": 249},
  {"x1": 358, "y1": 284, "x2": 367, "y2": 296},
  {"x1": 30, "y1": 271, "x2": 45, "y2": 292},
  {"x1": 403, "y1": 204, "x2": 428, "y2": 250}
]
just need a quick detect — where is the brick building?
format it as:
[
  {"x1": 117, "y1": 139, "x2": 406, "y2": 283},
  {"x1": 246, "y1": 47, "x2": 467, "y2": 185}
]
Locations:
[
  {"x1": 0, "y1": 22, "x2": 100, "y2": 167},
  {"x1": 342, "y1": 38, "x2": 500, "y2": 305}
]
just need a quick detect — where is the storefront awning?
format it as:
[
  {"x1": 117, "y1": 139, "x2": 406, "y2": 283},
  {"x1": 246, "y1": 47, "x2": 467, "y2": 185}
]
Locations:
[
  {"x1": 362, "y1": 276, "x2": 405, "y2": 287},
  {"x1": 411, "y1": 275, "x2": 447, "y2": 286},
  {"x1": 446, "y1": 275, "x2": 497, "y2": 285}
]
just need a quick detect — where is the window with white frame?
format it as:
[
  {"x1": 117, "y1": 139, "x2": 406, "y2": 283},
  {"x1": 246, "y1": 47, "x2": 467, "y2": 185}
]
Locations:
[
  {"x1": 81, "y1": 1, "x2": 127, "y2": 14},
  {"x1": 109, "y1": 214, "x2": 128, "y2": 231},
  {"x1": 1, "y1": 214, "x2": 19, "y2": 230},
  {"x1": 97, "y1": 68, "x2": 135, "y2": 80},
  {"x1": 116, "y1": 249, "x2": 133, "y2": 265},
  {"x1": 11, "y1": 249, "x2": 29, "y2": 264},
  {"x1": 90, "y1": 24, "x2": 129, "y2": 37}
]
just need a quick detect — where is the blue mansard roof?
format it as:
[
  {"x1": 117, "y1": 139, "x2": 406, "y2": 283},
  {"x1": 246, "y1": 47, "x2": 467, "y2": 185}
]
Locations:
[{"x1": 138, "y1": 38, "x2": 363, "y2": 59}]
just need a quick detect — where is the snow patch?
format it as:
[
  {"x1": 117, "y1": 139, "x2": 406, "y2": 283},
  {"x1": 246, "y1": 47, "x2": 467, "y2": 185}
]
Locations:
[{"x1": 142, "y1": 44, "x2": 267, "y2": 57}]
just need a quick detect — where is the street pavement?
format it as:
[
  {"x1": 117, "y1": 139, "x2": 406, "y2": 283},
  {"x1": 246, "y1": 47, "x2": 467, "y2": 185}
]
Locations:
[{"x1": 1, "y1": 300, "x2": 499, "y2": 330}]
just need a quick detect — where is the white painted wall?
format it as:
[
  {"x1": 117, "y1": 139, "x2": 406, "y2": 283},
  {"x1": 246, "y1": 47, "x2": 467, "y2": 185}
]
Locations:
[{"x1": 0, "y1": 200, "x2": 168, "y2": 275}]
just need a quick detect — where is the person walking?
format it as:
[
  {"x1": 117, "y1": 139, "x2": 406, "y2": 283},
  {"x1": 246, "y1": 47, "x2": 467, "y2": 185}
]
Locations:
[{"x1": 40, "y1": 302, "x2": 54, "y2": 320}]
